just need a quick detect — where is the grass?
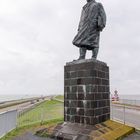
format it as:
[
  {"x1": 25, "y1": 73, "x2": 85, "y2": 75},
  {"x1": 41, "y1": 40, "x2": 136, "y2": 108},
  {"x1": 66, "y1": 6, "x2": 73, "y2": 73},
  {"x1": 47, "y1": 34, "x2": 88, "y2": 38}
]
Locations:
[
  {"x1": 18, "y1": 100, "x2": 64, "y2": 127},
  {"x1": 0, "y1": 99, "x2": 64, "y2": 140},
  {"x1": 0, "y1": 118, "x2": 63, "y2": 140},
  {"x1": 55, "y1": 95, "x2": 64, "y2": 101}
]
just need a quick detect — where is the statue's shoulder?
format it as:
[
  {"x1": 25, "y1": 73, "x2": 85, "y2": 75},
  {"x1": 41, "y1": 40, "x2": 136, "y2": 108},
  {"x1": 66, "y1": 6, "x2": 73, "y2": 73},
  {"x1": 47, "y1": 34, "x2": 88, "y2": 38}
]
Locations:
[
  {"x1": 90, "y1": 1, "x2": 102, "y2": 7},
  {"x1": 83, "y1": 3, "x2": 88, "y2": 9},
  {"x1": 97, "y1": 2, "x2": 104, "y2": 8}
]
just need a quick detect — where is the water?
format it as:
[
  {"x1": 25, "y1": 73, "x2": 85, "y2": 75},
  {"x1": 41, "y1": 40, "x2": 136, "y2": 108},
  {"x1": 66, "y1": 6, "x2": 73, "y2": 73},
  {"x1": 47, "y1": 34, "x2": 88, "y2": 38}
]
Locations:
[
  {"x1": 118, "y1": 94, "x2": 140, "y2": 106},
  {"x1": 1, "y1": 93, "x2": 140, "y2": 103},
  {"x1": 119, "y1": 94, "x2": 140, "y2": 100},
  {"x1": 0, "y1": 94, "x2": 42, "y2": 103}
]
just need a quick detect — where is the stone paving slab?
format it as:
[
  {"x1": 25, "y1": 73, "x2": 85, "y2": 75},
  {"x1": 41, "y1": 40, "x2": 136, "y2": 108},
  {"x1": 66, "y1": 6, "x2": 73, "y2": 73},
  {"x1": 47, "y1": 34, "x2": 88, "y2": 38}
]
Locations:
[
  {"x1": 50, "y1": 120, "x2": 135, "y2": 140},
  {"x1": 13, "y1": 132, "x2": 53, "y2": 140},
  {"x1": 12, "y1": 121, "x2": 136, "y2": 140},
  {"x1": 123, "y1": 131, "x2": 140, "y2": 140}
]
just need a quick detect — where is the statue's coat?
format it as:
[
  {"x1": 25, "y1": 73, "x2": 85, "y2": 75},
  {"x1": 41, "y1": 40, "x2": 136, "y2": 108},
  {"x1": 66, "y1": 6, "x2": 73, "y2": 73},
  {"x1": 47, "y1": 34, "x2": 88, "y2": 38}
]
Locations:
[{"x1": 73, "y1": 0, "x2": 106, "y2": 50}]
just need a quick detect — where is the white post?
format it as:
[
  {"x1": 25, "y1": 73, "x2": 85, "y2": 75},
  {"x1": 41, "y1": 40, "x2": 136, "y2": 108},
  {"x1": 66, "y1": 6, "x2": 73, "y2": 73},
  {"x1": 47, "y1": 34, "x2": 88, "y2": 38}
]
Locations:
[{"x1": 123, "y1": 105, "x2": 126, "y2": 125}]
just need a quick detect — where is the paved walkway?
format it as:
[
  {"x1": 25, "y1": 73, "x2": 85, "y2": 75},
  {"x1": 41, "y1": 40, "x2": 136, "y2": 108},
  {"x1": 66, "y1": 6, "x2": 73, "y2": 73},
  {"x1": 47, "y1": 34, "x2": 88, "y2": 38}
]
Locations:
[
  {"x1": 12, "y1": 132, "x2": 53, "y2": 140},
  {"x1": 111, "y1": 105, "x2": 140, "y2": 129},
  {"x1": 12, "y1": 131, "x2": 140, "y2": 140},
  {"x1": 123, "y1": 131, "x2": 140, "y2": 140}
]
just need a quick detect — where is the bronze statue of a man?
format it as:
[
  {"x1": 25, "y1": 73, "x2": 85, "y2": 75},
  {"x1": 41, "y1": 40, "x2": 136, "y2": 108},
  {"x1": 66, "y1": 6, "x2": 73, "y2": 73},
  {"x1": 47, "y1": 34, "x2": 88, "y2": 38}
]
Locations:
[{"x1": 73, "y1": 0, "x2": 106, "y2": 60}]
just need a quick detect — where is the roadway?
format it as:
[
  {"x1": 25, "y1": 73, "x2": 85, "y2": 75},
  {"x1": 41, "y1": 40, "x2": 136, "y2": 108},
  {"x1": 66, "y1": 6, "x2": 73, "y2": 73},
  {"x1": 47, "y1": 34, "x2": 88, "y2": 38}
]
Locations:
[
  {"x1": 0, "y1": 97, "x2": 48, "y2": 113},
  {"x1": 111, "y1": 104, "x2": 140, "y2": 129},
  {"x1": 0, "y1": 101, "x2": 36, "y2": 113}
]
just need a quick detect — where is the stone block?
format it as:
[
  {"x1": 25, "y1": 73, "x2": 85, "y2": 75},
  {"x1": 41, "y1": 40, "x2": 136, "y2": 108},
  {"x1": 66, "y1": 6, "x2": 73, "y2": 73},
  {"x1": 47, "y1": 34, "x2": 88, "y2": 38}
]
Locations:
[{"x1": 64, "y1": 59, "x2": 110, "y2": 125}]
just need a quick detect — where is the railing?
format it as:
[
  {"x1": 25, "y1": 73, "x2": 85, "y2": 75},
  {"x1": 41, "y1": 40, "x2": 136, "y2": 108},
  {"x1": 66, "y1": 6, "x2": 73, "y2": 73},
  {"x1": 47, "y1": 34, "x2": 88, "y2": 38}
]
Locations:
[
  {"x1": 17, "y1": 100, "x2": 64, "y2": 127},
  {"x1": 0, "y1": 99, "x2": 140, "y2": 138},
  {"x1": 0, "y1": 110, "x2": 17, "y2": 138},
  {"x1": 111, "y1": 100, "x2": 140, "y2": 129},
  {"x1": 118, "y1": 99, "x2": 140, "y2": 106},
  {"x1": 0, "y1": 99, "x2": 64, "y2": 138}
]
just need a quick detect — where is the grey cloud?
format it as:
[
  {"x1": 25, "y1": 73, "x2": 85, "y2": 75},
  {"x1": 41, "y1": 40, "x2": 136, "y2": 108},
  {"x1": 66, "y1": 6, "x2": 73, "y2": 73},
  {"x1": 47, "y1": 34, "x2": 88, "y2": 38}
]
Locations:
[{"x1": 0, "y1": 0, "x2": 140, "y2": 96}]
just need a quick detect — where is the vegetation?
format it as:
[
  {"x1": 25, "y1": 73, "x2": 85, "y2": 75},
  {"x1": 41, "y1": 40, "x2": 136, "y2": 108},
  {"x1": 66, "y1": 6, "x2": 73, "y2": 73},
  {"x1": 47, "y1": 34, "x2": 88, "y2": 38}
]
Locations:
[
  {"x1": 0, "y1": 99, "x2": 64, "y2": 140},
  {"x1": 0, "y1": 118, "x2": 63, "y2": 140},
  {"x1": 55, "y1": 95, "x2": 64, "y2": 101},
  {"x1": 18, "y1": 100, "x2": 64, "y2": 127}
]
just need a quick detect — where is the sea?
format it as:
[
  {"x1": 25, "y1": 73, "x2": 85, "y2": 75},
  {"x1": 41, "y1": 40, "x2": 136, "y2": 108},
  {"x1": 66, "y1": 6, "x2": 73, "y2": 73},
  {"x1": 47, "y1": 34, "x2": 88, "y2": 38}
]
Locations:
[
  {"x1": 0, "y1": 94, "x2": 43, "y2": 103},
  {"x1": 0, "y1": 94, "x2": 140, "y2": 102},
  {"x1": 119, "y1": 94, "x2": 140, "y2": 100},
  {"x1": 118, "y1": 94, "x2": 140, "y2": 106}
]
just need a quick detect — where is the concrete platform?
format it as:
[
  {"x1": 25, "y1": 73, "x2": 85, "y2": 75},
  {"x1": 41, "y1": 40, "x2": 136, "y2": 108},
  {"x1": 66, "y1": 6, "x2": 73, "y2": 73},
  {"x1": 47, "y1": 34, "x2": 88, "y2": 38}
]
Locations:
[
  {"x1": 123, "y1": 131, "x2": 140, "y2": 140},
  {"x1": 48, "y1": 120, "x2": 135, "y2": 140}
]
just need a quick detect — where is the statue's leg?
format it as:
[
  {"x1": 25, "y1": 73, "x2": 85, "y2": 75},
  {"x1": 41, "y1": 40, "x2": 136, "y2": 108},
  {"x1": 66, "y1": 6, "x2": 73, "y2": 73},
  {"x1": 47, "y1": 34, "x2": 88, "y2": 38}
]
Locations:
[
  {"x1": 78, "y1": 47, "x2": 87, "y2": 60},
  {"x1": 92, "y1": 48, "x2": 99, "y2": 59}
]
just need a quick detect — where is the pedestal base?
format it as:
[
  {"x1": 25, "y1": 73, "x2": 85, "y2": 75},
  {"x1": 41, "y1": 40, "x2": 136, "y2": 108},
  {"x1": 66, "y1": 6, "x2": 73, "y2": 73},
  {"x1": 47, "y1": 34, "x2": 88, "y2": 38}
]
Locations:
[{"x1": 49, "y1": 120, "x2": 135, "y2": 140}]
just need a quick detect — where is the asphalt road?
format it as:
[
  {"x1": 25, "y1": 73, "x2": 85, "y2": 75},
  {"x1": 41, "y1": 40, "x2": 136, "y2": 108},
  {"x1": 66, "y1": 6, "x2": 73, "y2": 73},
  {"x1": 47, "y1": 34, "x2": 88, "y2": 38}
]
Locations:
[
  {"x1": 0, "y1": 102, "x2": 32, "y2": 113},
  {"x1": 13, "y1": 132, "x2": 53, "y2": 140},
  {"x1": 111, "y1": 104, "x2": 140, "y2": 129},
  {"x1": 0, "y1": 99, "x2": 47, "y2": 113},
  {"x1": 123, "y1": 132, "x2": 140, "y2": 140}
]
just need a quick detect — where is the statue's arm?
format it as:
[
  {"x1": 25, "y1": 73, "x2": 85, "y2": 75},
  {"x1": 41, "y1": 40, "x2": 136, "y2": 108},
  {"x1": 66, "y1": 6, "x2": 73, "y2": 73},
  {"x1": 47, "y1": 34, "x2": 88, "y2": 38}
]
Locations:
[{"x1": 97, "y1": 3, "x2": 106, "y2": 31}]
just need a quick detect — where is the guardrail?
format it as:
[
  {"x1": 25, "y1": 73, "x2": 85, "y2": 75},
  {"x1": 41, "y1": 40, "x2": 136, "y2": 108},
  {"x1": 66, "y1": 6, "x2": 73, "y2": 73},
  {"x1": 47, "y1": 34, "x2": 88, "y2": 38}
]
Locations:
[
  {"x1": 0, "y1": 110, "x2": 17, "y2": 138},
  {"x1": 17, "y1": 100, "x2": 63, "y2": 127},
  {"x1": 111, "y1": 101, "x2": 140, "y2": 129},
  {"x1": 0, "y1": 99, "x2": 140, "y2": 138},
  {"x1": 118, "y1": 99, "x2": 140, "y2": 106}
]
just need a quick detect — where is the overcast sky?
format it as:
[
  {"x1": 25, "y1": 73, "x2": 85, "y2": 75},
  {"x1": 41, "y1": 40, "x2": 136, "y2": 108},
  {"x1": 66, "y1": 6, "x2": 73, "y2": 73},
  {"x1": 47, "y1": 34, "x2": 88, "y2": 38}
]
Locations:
[{"x1": 0, "y1": 0, "x2": 140, "y2": 96}]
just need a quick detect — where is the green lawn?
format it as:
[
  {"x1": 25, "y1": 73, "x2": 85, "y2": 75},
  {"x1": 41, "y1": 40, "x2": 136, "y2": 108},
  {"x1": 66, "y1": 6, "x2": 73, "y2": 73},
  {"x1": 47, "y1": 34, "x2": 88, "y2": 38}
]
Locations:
[
  {"x1": 0, "y1": 118, "x2": 63, "y2": 140},
  {"x1": 0, "y1": 99, "x2": 64, "y2": 140},
  {"x1": 55, "y1": 95, "x2": 64, "y2": 101},
  {"x1": 18, "y1": 100, "x2": 64, "y2": 127}
]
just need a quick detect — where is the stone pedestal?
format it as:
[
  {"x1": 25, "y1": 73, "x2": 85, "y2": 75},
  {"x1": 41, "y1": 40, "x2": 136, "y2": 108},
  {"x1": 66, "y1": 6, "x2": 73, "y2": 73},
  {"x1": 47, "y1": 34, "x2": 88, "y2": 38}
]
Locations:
[
  {"x1": 51, "y1": 59, "x2": 110, "y2": 140},
  {"x1": 64, "y1": 59, "x2": 110, "y2": 125}
]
